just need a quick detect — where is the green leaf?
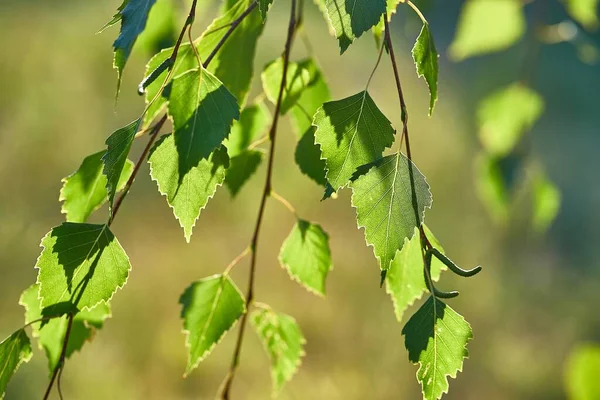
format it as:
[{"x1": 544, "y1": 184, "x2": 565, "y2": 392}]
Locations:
[
  {"x1": 403, "y1": 297, "x2": 472, "y2": 400},
  {"x1": 99, "y1": 0, "x2": 129, "y2": 33},
  {"x1": 112, "y1": 0, "x2": 158, "y2": 91},
  {"x1": 262, "y1": 58, "x2": 320, "y2": 115},
  {"x1": 386, "y1": 226, "x2": 445, "y2": 322},
  {"x1": 135, "y1": 0, "x2": 176, "y2": 55},
  {"x1": 386, "y1": 0, "x2": 403, "y2": 16},
  {"x1": 252, "y1": 306, "x2": 306, "y2": 396},
  {"x1": 179, "y1": 274, "x2": 245, "y2": 376},
  {"x1": 0, "y1": 330, "x2": 32, "y2": 399},
  {"x1": 324, "y1": 0, "x2": 386, "y2": 53},
  {"x1": 225, "y1": 101, "x2": 271, "y2": 157},
  {"x1": 35, "y1": 223, "x2": 131, "y2": 310},
  {"x1": 565, "y1": 344, "x2": 600, "y2": 400},
  {"x1": 565, "y1": 0, "x2": 600, "y2": 30},
  {"x1": 289, "y1": 61, "x2": 330, "y2": 137},
  {"x1": 102, "y1": 119, "x2": 141, "y2": 213},
  {"x1": 259, "y1": 0, "x2": 275, "y2": 21},
  {"x1": 449, "y1": 0, "x2": 525, "y2": 61},
  {"x1": 168, "y1": 67, "x2": 239, "y2": 171},
  {"x1": 412, "y1": 22, "x2": 438, "y2": 115},
  {"x1": 19, "y1": 284, "x2": 111, "y2": 373},
  {"x1": 60, "y1": 151, "x2": 134, "y2": 223},
  {"x1": 279, "y1": 219, "x2": 333, "y2": 296},
  {"x1": 313, "y1": 91, "x2": 395, "y2": 192},
  {"x1": 477, "y1": 83, "x2": 544, "y2": 157},
  {"x1": 148, "y1": 135, "x2": 229, "y2": 242},
  {"x1": 531, "y1": 170, "x2": 561, "y2": 233},
  {"x1": 295, "y1": 127, "x2": 327, "y2": 187},
  {"x1": 225, "y1": 150, "x2": 264, "y2": 197},
  {"x1": 350, "y1": 153, "x2": 432, "y2": 270},
  {"x1": 143, "y1": 0, "x2": 263, "y2": 125},
  {"x1": 474, "y1": 153, "x2": 509, "y2": 224}
]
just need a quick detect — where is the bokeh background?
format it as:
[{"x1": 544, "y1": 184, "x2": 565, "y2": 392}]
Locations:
[{"x1": 1, "y1": 0, "x2": 599, "y2": 399}]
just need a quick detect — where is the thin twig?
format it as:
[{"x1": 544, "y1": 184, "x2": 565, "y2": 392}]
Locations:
[
  {"x1": 223, "y1": 247, "x2": 252, "y2": 276},
  {"x1": 110, "y1": 114, "x2": 168, "y2": 225},
  {"x1": 219, "y1": 1, "x2": 298, "y2": 398},
  {"x1": 43, "y1": 313, "x2": 74, "y2": 400},
  {"x1": 271, "y1": 190, "x2": 297, "y2": 215}
]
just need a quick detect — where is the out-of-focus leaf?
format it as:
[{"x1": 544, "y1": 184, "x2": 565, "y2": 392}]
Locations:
[
  {"x1": 531, "y1": 170, "x2": 561, "y2": 233},
  {"x1": 565, "y1": 0, "x2": 599, "y2": 30},
  {"x1": 564, "y1": 344, "x2": 600, "y2": 400},
  {"x1": 135, "y1": 0, "x2": 176, "y2": 55},
  {"x1": 474, "y1": 153, "x2": 509, "y2": 224}
]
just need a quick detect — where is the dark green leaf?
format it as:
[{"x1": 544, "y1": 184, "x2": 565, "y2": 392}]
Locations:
[
  {"x1": 225, "y1": 149, "x2": 264, "y2": 197},
  {"x1": 295, "y1": 127, "x2": 327, "y2": 187},
  {"x1": 403, "y1": 297, "x2": 472, "y2": 400},
  {"x1": 36, "y1": 223, "x2": 131, "y2": 310},
  {"x1": 180, "y1": 274, "x2": 245, "y2": 375},
  {"x1": 259, "y1": 0, "x2": 275, "y2": 21}
]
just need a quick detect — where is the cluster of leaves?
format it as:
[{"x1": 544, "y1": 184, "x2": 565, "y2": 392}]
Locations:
[
  {"x1": 450, "y1": 0, "x2": 598, "y2": 232},
  {"x1": 13, "y1": 0, "x2": 581, "y2": 399}
]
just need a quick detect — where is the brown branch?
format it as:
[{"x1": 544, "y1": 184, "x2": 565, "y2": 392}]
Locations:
[
  {"x1": 219, "y1": 1, "x2": 298, "y2": 398},
  {"x1": 42, "y1": 313, "x2": 74, "y2": 400}
]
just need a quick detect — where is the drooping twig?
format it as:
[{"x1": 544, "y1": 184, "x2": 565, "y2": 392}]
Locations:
[{"x1": 219, "y1": 1, "x2": 298, "y2": 398}]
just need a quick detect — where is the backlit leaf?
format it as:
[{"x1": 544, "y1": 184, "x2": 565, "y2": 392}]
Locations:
[
  {"x1": 252, "y1": 306, "x2": 306, "y2": 396},
  {"x1": 180, "y1": 274, "x2": 245, "y2": 375},
  {"x1": 226, "y1": 101, "x2": 271, "y2": 157},
  {"x1": 279, "y1": 219, "x2": 333, "y2": 296},
  {"x1": 412, "y1": 21, "x2": 438, "y2": 115},
  {"x1": 350, "y1": 153, "x2": 432, "y2": 270},
  {"x1": 225, "y1": 150, "x2": 264, "y2": 197},
  {"x1": 0, "y1": 330, "x2": 32, "y2": 399},
  {"x1": 564, "y1": 344, "x2": 600, "y2": 400},
  {"x1": 403, "y1": 297, "x2": 472, "y2": 400},
  {"x1": 289, "y1": 61, "x2": 330, "y2": 137},
  {"x1": 531, "y1": 170, "x2": 561, "y2": 233},
  {"x1": 259, "y1": 0, "x2": 275, "y2": 21},
  {"x1": 324, "y1": 0, "x2": 386, "y2": 53},
  {"x1": 262, "y1": 58, "x2": 320, "y2": 115},
  {"x1": 313, "y1": 91, "x2": 395, "y2": 192},
  {"x1": 35, "y1": 223, "x2": 131, "y2": 310},
  {"x1": 295, "y1": 127, "x2": 327, "y2": 187},
  {"x1": 565, "y1": 0, "x2": 600, "y2": 30}
]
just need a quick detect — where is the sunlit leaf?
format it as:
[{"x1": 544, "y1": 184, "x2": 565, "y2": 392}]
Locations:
[
  {"x1": 226, "y1": 101, "x2": 271, "y2": 157},
  {"x1": 450, "y1": 0, "x2": 525, "y2": 61},
  {"x1": 531, "y1": 170, "x2": 561, "y2": 233},
  {"x1": 324, "y1": 0, "x2": 386, "y2": 53},
  {"x1": 0, "y1": 330, "x2": 32, "y2": 399},
  {"x1": 403, "y1": 297, "x2": 472, "y2": 400},
  {"x1": 135, "y1": 0, "x2": 176, "y2": 55},
  {"x1": 565, "y1": 344, "x2": 600, "y2": 400},
  {"x1": 412, "y1": 21, "x2": 438, "y2": 115},
  {"x1": 565, "y1": 0, "x2": 600, "y2": 30}
]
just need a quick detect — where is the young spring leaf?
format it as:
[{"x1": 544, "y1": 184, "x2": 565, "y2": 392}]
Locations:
[
  {"x1": 403, "y1": 297, "x2": 472, "y2": 400},
  {"x1": 0, "y1": 330, "x2": 32, "y2": 398},
  {"x1": 143, "y1": 0, "x2": 263, "y2": 125},
  {"x1": 102, "y1": 119, "x2": 141, "y2": 212},
  {"x1": 477, "y1": 83, "x2": 544, "y2": 157},
  {"x1": 225, "y1": 101, "x2": 271, "y2": 157},
  {"x1": 324, "y1": 0, "x2": 386, "y2": 53},
  {"x1": 564, "y1": 0, "x2": 600, "y2": 30},
  {"x1": 279, "y1": 219, "x2": 333, "y2": 296},
  {"x1": 313, "y1": 91, "x2": 395, "y2": 192},
  {"x1": 19, "y1": 284, "x2": 111, "y2": 373},
  {"x1": 259, "y1": 0, "x2": 275, "y2": 21},
  {"x1": 148, "y1": 135, "x2": 229, "y2": 242},
  {"x1": 60, "y1": 151, "x2": 134, "y2": 223},
  {"x1": 386, "y1": 226, "x2": 446, "y2": 322},
  {"x1": 168, "y1": 67, "x2": 239, "y2": 168},
  {"x1": 295, "y1": 127, "x2": 328, "y2": 187},
  {"x1": 261, "y1": 58, "x2": 320, "y2": 115},
  {"x1": 350, "y1": 153, "x2": 432, "y2": 270},
  {"x1": 35, "y1": 223, "x2": 131, "y2": 310},
  {"x1": 111, "y1": 0, "x2": 158, "y2": 91},
  {"x1": 252, "y1": 306, "x2": 306, "y2": 396},
  {"x1": 412, "y1": 21, "x2": 439, "y2": 116},
  {"x1": 179, "y1": 274, "x2": 245, "y2": 376},
  {"x1": 449, "y1": 0, "x2": 525, "y2": 61},
  {"x1": 225, "y1": 149, "x2": 264, "y2": 197}
]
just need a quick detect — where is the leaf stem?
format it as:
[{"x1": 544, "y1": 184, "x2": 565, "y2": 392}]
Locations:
[
  {"x1": 271, "y1": 190, "x2": 297, "y2": 215},
  {"x1": 42, "y1": 313, "x2": 74, "y2": 400},
  {"x1": 110, "y1": 114, "x2": 168, "y2": 226},
  {"x1": 365, "y1": 41, "x2": 386, "y2": 90},
  {"x1": 223, "y1": 246, "x2": 252, "y2": 276},
  {"x1": 219, "y1": 1, "x2": 298, "y2": 397}
]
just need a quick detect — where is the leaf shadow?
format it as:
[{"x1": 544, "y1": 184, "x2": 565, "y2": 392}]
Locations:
[{"x1": 403, "y1": 296, "x2": 447, "y2": 363}]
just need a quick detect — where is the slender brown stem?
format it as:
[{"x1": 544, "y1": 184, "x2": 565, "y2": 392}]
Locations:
[
  {"x1": 43, "y1": 313, "x2": 74, "y2": 400},
  {"x1": 219, "y1": 1, "x2": 297, "y2": 398},
  {"x1": 170, "y1": 0, "x2": 199, "y2": 64},
  {"x1": 110, "y1": 114, "x2": 168, "y2": 225}
]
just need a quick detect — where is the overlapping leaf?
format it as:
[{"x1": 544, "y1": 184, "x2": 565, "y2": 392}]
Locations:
[
  {"x1": 0, "y1": 330, "x2": 32, "y2": 399},
  {"x1": 111, "y1": 0, "x2": 158, "y2": 90},
  {"x1": 403, "y1": 297, "x2": 472, "y2": 400},
  {"x1": 262, "y1": 58, "x2": 320, "y2": 115},
  {"x1": 279, "y1": 220, "x2": 333, "y2": 295},
  {"x1": 289, "y1": 60, "x2": 330, "y2": 137},
  {"x1": 252, "y1": 306, "x2": 306, "y2": 396},
  {"x1": 35, "y1": 223, "x2": 131, "y2": 310},
  {"x1": 259, "y1": 0, "x2": 275, "y2": 21},
  {"x1": 313, "y1": 91, "x2": 395, "y2": 192},
  {"x1": 412, "y1": 21, "x2": 439, "y2": 115},
  {"x1": 225, "y1": 149, "x2": 264, "y2": 197},
  {"x1": 226, "y1": 101, "x2": 271, "y2": 157},
  {"x1": 20, "y1": 284, "x2": 111, "y2": 373},
  {"x1": 386, "y1": 226, "x2": 445, "y2": 322},
  {"x1": 180, "y1": 274, "x2": 245, "y2": 375},
  {"x1": 350, "y1": 153, "x2": 432, "y2": 270},
  {"x1": 60, "y1": 151, "x2": 133, "y2": 223},
  {"x1": 295, "y1": 127, "x2": 328, "y2": 187},
  {"x1": 477, "y1": 83, "x2": 544, "y2": 156},
  {"x1": 143, "y1": 0, "x2": 263, "y2": 124},
  {"x1": 450, "y1": 0, "x2": 525, "y2": 61},
  {"x1": 148, "y1": 135, "x2": 229, "y2": 242},
  {"x1": 102, "y1": 119, "x2": 141, "y2": 212},
  {"x1": 324, "y1": 0, "x2": 386, "y2": 53},
  {"x1": 135, "y1": 0, "x2": 176, "y2": 55}
]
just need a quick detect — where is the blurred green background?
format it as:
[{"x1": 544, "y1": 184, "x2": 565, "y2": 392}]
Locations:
[{"x1": 1, "y1": 0, "x2": 599, "y2": 399}]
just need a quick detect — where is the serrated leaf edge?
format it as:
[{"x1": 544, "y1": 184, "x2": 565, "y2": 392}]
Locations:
[
  {"x1": 411, "y1": 22, "x2": 439, "y2": 116},
  {"x1": 0, "y1": 330, "x2": 33, "y2": 400}
]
